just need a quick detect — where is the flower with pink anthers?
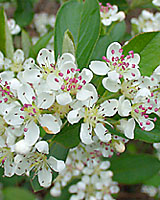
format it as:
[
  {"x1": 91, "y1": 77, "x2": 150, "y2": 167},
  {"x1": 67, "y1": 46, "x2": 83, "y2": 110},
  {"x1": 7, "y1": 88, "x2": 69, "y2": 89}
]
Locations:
[
  {"x1": 131, "y1": 95, "x2": 159, "y2": 131},
  {"x1": 3, "y1": 83, "x2": 62, "y2": 152},
  {"x1": 89, "y1": 42, "x2": 141, "y2": 92},
  {"x1": 99, "y1": 3, "x2": 125, "y2": 26},
  {"x1": 23, "y1": 48, "x2": 94, "y2": 105}
]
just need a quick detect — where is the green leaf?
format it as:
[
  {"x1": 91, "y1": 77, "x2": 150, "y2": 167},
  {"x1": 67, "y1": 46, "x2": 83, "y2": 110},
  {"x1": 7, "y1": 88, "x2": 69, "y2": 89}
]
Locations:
[
  {"x1": 54, "y1": 0, "x2": 100, "y2": 68},
  {"x1": 75, "y1": 0, "x2": 100, "y2": 68},
  {"x1": 143, "y1": 173, "x2": 160, "y2": 187},
  {"x1": 53, "y1": 122, "x2": 81, "y2": 148},
  {"x1": 62, "y1": 29, "x2": 75, "y2": 56},
  {"x1": 91, "y1": 21, "x2": 126, "y2": 60},
  {"x1": 29, "y1": 31, "x2": 53, "y2": 59},
  {"x1": 50, "y1": 142, "x2": 69, "y2": 161},
  {"x1": 54, "y1": 0, "x2": 83, "y2": 59},
  {"x1": 110, "y1": 153, "x2": 160, "y2": 184},
  {"x1": 2, "y1": 187, "x2": 35, "y2": 200},
  {"x1": 123, "y1": 32, "x2": 160, "y2": 76},
  {"x1": 21, "y1": 30, "x2": 32, "y2": 58},
  {"x1": 0, "y1": 8, "x2": 14, "y2": 59},
  {"x1": 14, "y1": 0, "x2": 34, "y2": 27},
  {"x1": 30, "y1": 174, "x2": 44, "y2": 193}
]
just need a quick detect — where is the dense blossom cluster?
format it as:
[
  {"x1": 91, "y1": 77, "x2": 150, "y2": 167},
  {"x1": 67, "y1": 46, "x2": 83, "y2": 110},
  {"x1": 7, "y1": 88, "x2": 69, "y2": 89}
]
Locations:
[
  {"x1": 0, "y1": 40, "x2": 159, "y2": 193},
  {"x1": 0, "y1": 1, "x2": 160, "y2": 198},
  {"x1": 50, "y1": 142, "x2": 120, "y2": 200},
  {"x1": 131, "y1": 10, "x2": 160, "y2": 35}
]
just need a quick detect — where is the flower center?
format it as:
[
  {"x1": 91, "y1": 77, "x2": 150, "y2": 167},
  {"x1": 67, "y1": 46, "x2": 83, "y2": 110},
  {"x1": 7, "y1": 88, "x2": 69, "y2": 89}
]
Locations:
[{"x1": 84, "y1": 106, "x2": 103, "y2": 128}]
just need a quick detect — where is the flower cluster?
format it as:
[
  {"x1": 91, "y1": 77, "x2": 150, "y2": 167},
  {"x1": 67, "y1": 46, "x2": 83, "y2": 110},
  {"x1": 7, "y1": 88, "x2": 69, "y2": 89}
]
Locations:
[
  {"x1": 99, "y1": 2, "x2": 125, "y2": 26},
  {"x1": 50, "y1": 143, "x2": 120, "y2": 200},
  {"x1": 131, "y1": 10, "x2": 160, "y2": 35},
  {"x1": 0, "y1": 40, "x2": 159, "y2": 189}
]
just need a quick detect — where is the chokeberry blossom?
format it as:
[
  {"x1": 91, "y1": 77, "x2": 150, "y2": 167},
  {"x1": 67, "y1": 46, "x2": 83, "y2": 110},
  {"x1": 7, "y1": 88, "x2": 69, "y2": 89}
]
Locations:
[
  {"x1": 67, "y1": 98, "x2": 118, "y2": 144},
  {"x1": 89, "y1": 42, "x2": 141, "y2": 92},
  {"x1": 15, "y1": 141, "x2": 65, "y2": 187},
  {"x1": 99, "y1": 3, "x2": 125, "y2": 26},
  {"x1": 7, "y1": 18, "x2": 21, "y2": 35}
]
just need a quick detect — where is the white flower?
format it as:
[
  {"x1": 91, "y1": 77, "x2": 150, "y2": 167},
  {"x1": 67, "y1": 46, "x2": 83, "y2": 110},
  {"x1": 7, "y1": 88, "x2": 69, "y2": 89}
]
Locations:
[
  {"x1": 34, "y1": 13, "x2": 55, "y2": 36},
  {"x1": 89, "y1": 42, "x2": 141, "y2": 92},
  {"x1": 23, "y1": 49, "x2": 94, "y2": 105},
  {"x1": 8, "y1": 19, "x2": 21, "y2": 35},
  {"x1": 4, "y1": 83, "x2": 61, "y2": 143},
  {"x1": 67, "y1": 99, "x2": 118, "y2": 144},
  {"x1": 15, "y1": 141, "x2": 65, "y2": 188},
  {"x1": 99, "y1": 3, "x2": 125, "y2": 26}
]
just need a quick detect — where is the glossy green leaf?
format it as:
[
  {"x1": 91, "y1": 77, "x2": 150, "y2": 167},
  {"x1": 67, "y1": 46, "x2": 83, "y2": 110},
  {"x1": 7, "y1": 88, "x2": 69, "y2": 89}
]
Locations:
[
  {"x1": 30, "y1": 174, "x2": 44, "y2": 193},
  {"x1": 21, "y1": 30, "x2": 32, "y2": 58},
  {"x1": 54, "y1": 0, "x2": 83, "y2": 59},
  {"x1": 29, "y1": 30, "x2": 53, "y2": 59},
  {"x1": 110, "y1": 153, "x2": 160, "y2": 184},
  {"x1": 0, "y1": 8, "x2": 14, "y2": 59},
  {"x1": 143, "y1": 173, "x2": 160, "y2": 187},
  {"x1": 53, "y1": 122, "x2": 81, "y2": 148},
  {"x1": 91, "y1": 21, "x2": 126, "y2": 60},
  {"x1": 14, "y1": 0, "x2": 34, "y2": 27},
  {"x1": 2, "y1": 187, "x2": 35, "y2": 200},
  {"x1": 54, "y1": 0, "x2": 100, "y2": 68},
  {"x1": 123, "y1": 32, "x2": 160, "y2": 76}
]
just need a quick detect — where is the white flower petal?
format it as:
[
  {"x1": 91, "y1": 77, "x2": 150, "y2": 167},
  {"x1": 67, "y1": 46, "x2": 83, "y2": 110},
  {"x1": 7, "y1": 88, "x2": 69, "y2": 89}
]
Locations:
[
  {"x1": 118, "y1": 95, "x2": 132, "y2": 117},
  {"x1": 24, "y1": 121, "x2": 40, "y2": 146},
  {"x1": 94, "y1": 123, "x2": 111, "y2": 142},
  {"x1": 56, "y1": 92, "x2": 72, "y2": 105},
  {"x1": 35, "y1": 141, "x2": 49, "y2": 154},
  {"x1": 4, "y1": 159, "x2": 15, "y2": 177},
  {"x1": 89, "y1": 61, "x2": 109, "y2": 75},
  {"x1": 48, "y1": 156, "x2": 65, "y2": 172},
  {"x1": 38, "y1": 165, "x2": 52, "y2": 188},
  {"x1": 39, "y1": 114, "x2": 61, "y2": 134},
  {"x1": 37, "y1": 48, "x2": 55, "y2": 67},
  {"x1": 67, "y1": 109, "x2": 82, "y2": 124},
  {"x1": 59, "y1": 61, "x2": 77, "y2": 77},
  {"x1": 99, "y1": 99, "x2": 118, "y2": 116},
  {"x1": 79, "y1": 68, "x2": 93, "y2": 83},
  {"x1": 80, "y1": 123, "x2": 93, "y2": 145},
  {"x1": 107, "y1": 42, "x2": 122, "y2": 60},
  {"x1": 47, "y1": 74, "x2": 63, "y2": 90},
  {"x1": 102, "y1": 77, "x2": 121, "y2": 92},
  {"x1": 17, "y1": 84, "x2": 35, "y2": 105},
  {"x1": 37, "y1": 92, "x2": 55, "y2": 109},
  {"x1": 14, "y1": 139, "x2": 31, "y2": 155},
  {"x1": 58, "y1": 53, "x2": 75, "y2": 68},
  {"x1": 13, "y1": 49, "x2": 24, "y2": 64},
  {"x1": 23, "y1": 69, "x2": 42, "y2": 84}
]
